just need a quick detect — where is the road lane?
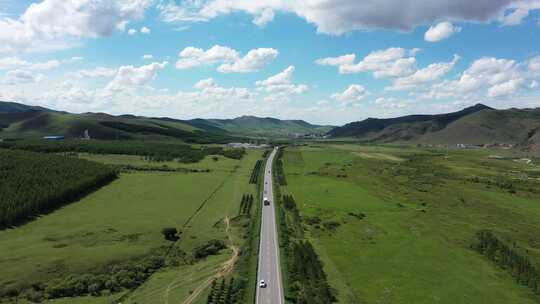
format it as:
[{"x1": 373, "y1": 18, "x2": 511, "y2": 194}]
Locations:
[{"x1": 256, "y1": 147, "x2": 283, "y2": 304}]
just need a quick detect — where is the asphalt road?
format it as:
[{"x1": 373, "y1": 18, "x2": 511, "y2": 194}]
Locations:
[{"x1": 256, "y1": 147, "x2": 284, "y2": 304}]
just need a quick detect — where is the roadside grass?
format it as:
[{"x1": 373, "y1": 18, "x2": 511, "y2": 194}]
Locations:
[
  {"x1": 282, "y1": 144, "x2": 540, "y2": 304},
  {"x1": 0, "y1": 150, "x2": 262, "y2": 303}
]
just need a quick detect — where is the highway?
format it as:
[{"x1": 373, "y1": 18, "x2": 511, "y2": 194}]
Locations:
[{"x1": 256, "y1": 147, "x2": 284, "y2": 304}]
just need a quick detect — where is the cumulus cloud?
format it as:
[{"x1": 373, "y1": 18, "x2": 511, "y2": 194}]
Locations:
[
  {"x1": 424, "y1": 22, "x2": 462, "y2": 42},
  {"x1": 425, "y1": 57, "x2": 525, "y2": 99},
  {"x1": 218, "y1": 48, "x2": 279, "y2": 73},
  {"x1": 499, "y1": 0, "x2": 540, "y2": 25},
  {"x1": 143, "y1": 54, "x2": 153, "y2": 60},
  {"x1": 4, "y1": 70, "x2": 43, "y2": 85},
  {"x1": 128, "y1": 28, "x2": 138, "y2": 35},
  {"x1": 0, "y1": 0, "x2": 152, "y2": 54},
  {"x1": 140, "y1": 26, "x2": 151, "y2": 34},
  {"x1": 0, "y1": 56, "x2": 82, "y2": 70},
  {"x1": 106, "y1": 61, "x2": 168, "y2": 91},
  {"x1": 389, "y1": 55, "x2": 460, "y2": 90},
  {"x1": 256, "y1": 66, "x2": 308, "y2": 101},
  {"x1": 331, "y1": 84, "x2": 367, "y2": 102},
  {"x1": 316, "y1": 47, "x2": 417, "y2": 78},
  {"x1": 176, "y1": 45, "x2": 278, "y2": 73},
  {"x1": 71, "y1": 67, "x2": 117, "y2": 78},
  {"x1": 158, "y1": 0, "x2": 529, "y2": 35},
  {"x1": 528, "y1": 55, "x2": 540, "y2": 75}
]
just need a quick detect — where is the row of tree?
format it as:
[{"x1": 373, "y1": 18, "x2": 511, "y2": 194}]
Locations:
[
  {"x1": 3, "y1": 246, "x2": 187, "y2": 302},
  {"x1": 275, "y1": 148, "x2": 287, "y2": 185},
  {"x1": 473, "y1": 230, "x2": 540, "y2": 294},
  {"x1": 277, "y1": 193, "x2": 336, "y2": 303},
  {"x1": 0, "y1": 149, "x2": 118, "y2": 228},
  {"x1": 207, "y1": 277, "x2": 245, "y2": 304},
  {"x1": 0, "y1": 139, "x2": 245, "y2": 163},
  {"x1": 238, "y1": 194, "x2": 254, "y2": 215},
  {"x1": 249, "y1": 160, "x2": 263, "y2": 184}
]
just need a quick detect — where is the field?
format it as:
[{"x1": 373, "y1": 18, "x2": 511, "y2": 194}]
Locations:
[
  {"x1": 280, "y1": 143, "x2": 540, "y2": 303},
  {"x1": 0, "y1": 150, "x2": 264, "y2": 303}
]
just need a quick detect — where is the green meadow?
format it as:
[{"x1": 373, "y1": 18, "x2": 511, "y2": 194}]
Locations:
[
  {"x1": 0, "y1": 151, "x2": 263, "y2": 304},
  {"x1": 281, "y1": 144, "x2": 540, "y2": 304}
]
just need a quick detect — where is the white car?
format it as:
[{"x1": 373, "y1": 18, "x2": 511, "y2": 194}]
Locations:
[{"x1": 259, "y1": 280, "x2": 267, "y2": 288}]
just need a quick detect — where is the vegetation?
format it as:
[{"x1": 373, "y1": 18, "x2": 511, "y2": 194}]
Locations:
[
  {"x1": 0, "y1": 149, "x2": 117, "y2": 228},
  {"x1": 193, "y1": 239, "x2": 227, "y2": 260},
  {"x1": 0, "y1": 149, "x2": 263, "y2": 304},
  {"x1": 249, "y1": 160, "x2": 263, "y2": 184},
  {"x1": 238, "y1": 194, "x2": 254, "y2": 215},
  {"x1": 473, "y1": 230, "x2": 540, "y2": 295},
  {"x1": 276, "y1": 193, "x2": 335, "y2": 303},
  {"x1": 275, "y1": 147, "x2": 287, "y2": 185},
  {"x1": 0, "y1": 139, "x2": 244, "y2": 163},
  {"x1": 281, "y1": 143, "x2": 540, "y2": 303},
  {"x1": 206, "y1": 278, "x2": 245, "y2": 304}
]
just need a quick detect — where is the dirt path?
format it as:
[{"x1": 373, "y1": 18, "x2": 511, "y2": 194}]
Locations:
[{"x1": 163, "y1": 216, "x2": 239, "y2": 304}]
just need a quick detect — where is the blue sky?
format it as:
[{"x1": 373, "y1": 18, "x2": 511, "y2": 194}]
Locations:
[{"x1": 0, "y1": 0, "x2": 539, "y2": 125}]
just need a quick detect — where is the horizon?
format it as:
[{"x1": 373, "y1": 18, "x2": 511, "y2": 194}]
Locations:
[{"x1": 0, "y1": 1, "x2": 539, "y2": 125}]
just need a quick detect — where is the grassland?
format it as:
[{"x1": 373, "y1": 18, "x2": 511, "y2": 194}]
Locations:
[
  {"x1": 281, "y1": 143, "x2": 540, "y2": 303},
  {"x1": 0, "y1": 149, "x2": 264, "y2": 303}
]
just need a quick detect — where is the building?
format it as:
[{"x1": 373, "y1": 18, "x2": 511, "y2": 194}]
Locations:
[{"x1": 43, "y1": 136, "x2": 65, "y2": 140}]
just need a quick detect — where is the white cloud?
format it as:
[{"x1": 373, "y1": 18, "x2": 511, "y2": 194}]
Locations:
[
  {"x1": 0, "y1": 56, "x2": 82, "y2": 70},
  {"x1": 106, "y1": 61, "x2": 168, "y2": 91},
  {"x1": 331, "y1": 84, "x2": 367, "y2": 102},
  {"x1": 128, "y1": 28, "x2": 138, "y2": 35},
  {"x1": 4, "y1": 69, "x2": 43, "y2": 84},
  {"x1": 158, "y1": 0, "x2": 527, "y2": 35},
  {"x1": 424, "y1": 22, "x2": 462, "y2": 42},
  {"x1": 176, "y1": 45, "x2": 278, "y2": 73},
  {"x1": 389, "y1": 55, "x2": 460, "y2": 90},
  {"x1": 143, "y1": 54, "x2": 154, "y2": 60},
  {"x1": 0, "y1": 0, "x2": 153, "y2": 54},
  {"x1": 176, "y1": 45, "x2": 239, "y2": 69},
  {"x1": 425, "y1": 57, "x2": 526, "y2": 99},
  {"x1": 530, "y1": 80, "x2": 539, "y2": 88},
  {"x1": 499, "y1": 0, "x2": 540, "y2": 25},
  {"x1": 71, "y1": 67, "x2": 117, "y2": 78},
  {"x1": 316, "y1": 47, "x2": 417, "y2": 78},
  {"x1": 528, "y1": 55, "x2": 540, "y2": 75},
  {"x1": 256, "y1": 66, "x2": 308, "y2": 101},
  {"x1": 140, "y1": 26, "x2": 151, "y2": 34},
  {"x1": 487, "y1": 78, "x2": 524, "y2": 97},
  {"x1": 218, "y1": 48, "x2": 278, "y2": 73}
]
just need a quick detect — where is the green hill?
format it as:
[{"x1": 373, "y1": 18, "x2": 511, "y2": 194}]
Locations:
[
  {"x1": 0, "y1": 101, "x2": 331, "y2": 141},
  {"x1": 328, "y1": 104, "x2": 540, "y2": 151},
  {"x1": 197, "y1": 115, "x2": 333, "y2": 136}
]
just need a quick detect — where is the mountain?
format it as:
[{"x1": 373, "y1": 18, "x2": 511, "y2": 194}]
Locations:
[
  {"x1": 328, "y1": 104, "x2": 540, "y2": 150},
  {"x1": 194, "y1": 115, "x2": 333, "y2": 137},
  {"x1": 0, "y1": 101, "x2": 53, "y2": 113},
  {"x1": 0, "y1": 101, "x2": 331, "y2": 141}
]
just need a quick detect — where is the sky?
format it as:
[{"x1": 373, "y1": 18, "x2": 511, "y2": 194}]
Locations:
[{"x1": 0, "y1": 0, "x2": 539, "y2": 125}]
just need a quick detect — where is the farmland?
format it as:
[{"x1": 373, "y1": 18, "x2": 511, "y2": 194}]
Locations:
[
  {"x1": 0, "y1": 148, "x2": 265, "y2": 304},
  {"x1": 280, "y1": 144, "x2": 540, "y2": 304}
]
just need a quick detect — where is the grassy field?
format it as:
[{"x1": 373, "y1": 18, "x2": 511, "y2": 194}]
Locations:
[
  {"x1": 0, "y1": 149, "x2": 264, "y2": 303},
  {"x1": 281, "y1": 143, "x2": 540, "y2": 303}
]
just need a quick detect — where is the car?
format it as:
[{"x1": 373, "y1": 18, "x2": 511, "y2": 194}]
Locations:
[
  {"x1": 263, "y1": 197, "x2": 270, "y2": 206},
  {"x1": 259, "y1": 280, "x2": 267, "y2": 288}
]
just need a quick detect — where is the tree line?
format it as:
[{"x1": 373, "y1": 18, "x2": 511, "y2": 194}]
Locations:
[
  {"x1": 277, "y1": 193, "x2": 335, "y2": 303},
  {"x1": 206, "y1": 277, "x2": 244, "y2": 304},
  {"x1": 275, "y1": 148, "x2": 287, "y2": 186},
  {"x1": 249, "y1": 160, "x2": 263, "y2": 184},
  {"x1": 0, "y1": 139, "x2": 245, "y2": 163},
  {"x1": 473, "y1": 230, "x2": 540, "y2": 295},
  {"x1": 0, "y1": 149, "x2": 118, "y2": 228},
  {"x1": 238, "y1": 194, "x2": 254, "y2": 216}
]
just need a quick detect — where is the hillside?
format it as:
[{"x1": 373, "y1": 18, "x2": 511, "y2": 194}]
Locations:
[
  {"x1": 329, "y1": 104, "x2": 540, "y2": 149},
  {"x1": 193, "y1": 115, "x2": 333, "y2": 137},
  {"x1": 0, "y1": 101, "x2": 331, "y2": 140}
]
